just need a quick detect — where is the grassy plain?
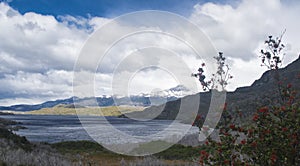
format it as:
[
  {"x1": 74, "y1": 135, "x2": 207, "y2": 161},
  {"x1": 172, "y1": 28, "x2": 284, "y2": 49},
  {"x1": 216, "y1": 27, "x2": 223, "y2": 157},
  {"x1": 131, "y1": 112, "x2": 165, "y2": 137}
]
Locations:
[{"x1": 24, "y1": 105, "x2": 145, "y2": 116}]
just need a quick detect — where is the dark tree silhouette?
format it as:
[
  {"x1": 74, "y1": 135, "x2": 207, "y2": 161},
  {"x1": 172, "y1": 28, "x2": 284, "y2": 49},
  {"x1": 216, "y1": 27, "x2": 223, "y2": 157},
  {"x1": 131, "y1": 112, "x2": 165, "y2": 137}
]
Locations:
[
  {"x1": 260, "y1": 29, "x2": 286, "y2": 70},
  {"x1": 192, "y1": 52, "x2": 233, "y2": 91}
]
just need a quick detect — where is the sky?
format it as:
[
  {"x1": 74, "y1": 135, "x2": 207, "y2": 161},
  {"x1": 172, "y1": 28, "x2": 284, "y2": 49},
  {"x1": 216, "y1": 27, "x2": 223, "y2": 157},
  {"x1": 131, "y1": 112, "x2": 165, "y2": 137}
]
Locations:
[
  {"x1": 7, "y1": 0, "x2": 234, "y2": 18},
  {"x1": 0, "y1": 0, "x2": 299, "y2": 106}
]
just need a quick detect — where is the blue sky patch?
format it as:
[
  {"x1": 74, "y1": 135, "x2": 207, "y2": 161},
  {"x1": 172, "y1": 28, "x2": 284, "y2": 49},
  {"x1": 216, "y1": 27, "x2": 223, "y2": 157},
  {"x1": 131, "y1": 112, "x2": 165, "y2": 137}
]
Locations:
[{"x1": 7, "y1": 0, "x2": 235, "y2": 18}]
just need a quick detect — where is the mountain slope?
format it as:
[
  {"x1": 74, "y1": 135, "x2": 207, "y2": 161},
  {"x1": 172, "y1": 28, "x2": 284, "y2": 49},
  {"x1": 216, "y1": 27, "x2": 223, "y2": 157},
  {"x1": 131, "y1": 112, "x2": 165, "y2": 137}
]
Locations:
[
  {"x1": 0, "y1": 97, "x2": 76, "y2": 112},
  {"x1": 0, "y1": 85, "x2": 192, "y2": 112},
  {"x1": 2, "y1": 58, "x2": 298, "y2": 113},
  {"x1": 125, "y1": 57, "x2": 300, "y2": 121}
]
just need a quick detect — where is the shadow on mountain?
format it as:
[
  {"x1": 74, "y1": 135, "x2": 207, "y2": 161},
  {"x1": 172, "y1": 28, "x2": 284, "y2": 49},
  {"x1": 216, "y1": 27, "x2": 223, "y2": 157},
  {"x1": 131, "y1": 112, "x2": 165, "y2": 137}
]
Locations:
[{"x1": 122, "y1": 57, "x2": 300, "y2": 123}]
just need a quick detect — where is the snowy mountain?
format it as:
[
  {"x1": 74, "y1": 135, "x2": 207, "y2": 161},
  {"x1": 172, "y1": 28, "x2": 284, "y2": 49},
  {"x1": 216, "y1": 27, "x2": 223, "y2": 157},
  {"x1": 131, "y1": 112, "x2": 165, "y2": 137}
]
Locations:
[
  {"x1": 128, "y1": 57, "x2": 300, "y2": 121},
  {"x1": 0, "y1": 85, "x2": 193, "y2": 111},
  {"x1": 108, "y1": 85, "x2": 193, "y2": 106},
  {"x1": 150, "y1": 85, "x2": 193, "y2": 98}
]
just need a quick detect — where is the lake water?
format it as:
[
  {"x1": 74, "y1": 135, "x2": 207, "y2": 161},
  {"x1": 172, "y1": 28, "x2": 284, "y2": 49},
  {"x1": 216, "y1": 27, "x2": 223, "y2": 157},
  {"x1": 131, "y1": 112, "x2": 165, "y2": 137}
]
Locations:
[{"x1": 0, "y1": 114, "x2": 199, "y2": 145}]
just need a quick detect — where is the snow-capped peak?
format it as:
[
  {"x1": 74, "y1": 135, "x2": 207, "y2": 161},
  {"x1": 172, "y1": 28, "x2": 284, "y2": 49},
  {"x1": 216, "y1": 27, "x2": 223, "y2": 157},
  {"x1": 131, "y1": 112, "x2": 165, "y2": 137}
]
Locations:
[{"x1": 136, "y1": 85, "x2": 193, "y2": 98}]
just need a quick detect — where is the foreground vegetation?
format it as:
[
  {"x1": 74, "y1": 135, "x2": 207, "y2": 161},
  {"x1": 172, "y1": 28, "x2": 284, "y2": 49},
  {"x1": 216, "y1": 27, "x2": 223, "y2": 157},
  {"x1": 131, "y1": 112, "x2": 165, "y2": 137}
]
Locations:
[
  {"x1": 0, "y1": 118, "x2": 73, "y2": 166},
  {"x1": 1, "y1": 117, "x2": 199, "y2": 165},
  {"x1": 51, "y1": 140, "x2": 199, "y2": 165},
  {"x1": 194, "y1": 33, "x2": 300, "y2": 165}
]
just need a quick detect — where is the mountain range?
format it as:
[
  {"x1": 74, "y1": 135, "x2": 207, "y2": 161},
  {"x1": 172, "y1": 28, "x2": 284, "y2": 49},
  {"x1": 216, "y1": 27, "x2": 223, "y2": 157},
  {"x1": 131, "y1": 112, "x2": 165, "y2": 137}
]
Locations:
[
  {"x1": 123, "y1": 56, "x2": 300, "y2": 121},
  {"x1": 1, "y1": 57, "x2": 299, "y2": 118},
  {"x1": 0, "y1": 85, "x2": 193, "y2": 112}
]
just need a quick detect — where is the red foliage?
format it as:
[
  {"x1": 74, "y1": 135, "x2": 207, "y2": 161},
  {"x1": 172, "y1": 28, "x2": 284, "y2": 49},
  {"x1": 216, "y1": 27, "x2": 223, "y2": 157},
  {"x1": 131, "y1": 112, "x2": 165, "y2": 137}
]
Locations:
[
  {"x1": 223, "y1": 160, "x2": 230, "y2": 165},
  {"x1": 229, "y1": 124, "x2": 235, "y2": 130},
  {"x1": 252, "y1": 114, "x2": 259, "y2": 121},
  {"x1": 224, "y1": 132, "x2": 230, "y2": 136},
  {"x1": 271, "y1": 154, "x2": 278, "y2": 164},
  {"x1": 223, "y1": 103, "x2": 228, "y2": 111},
  {"x1": 258, "y1": 107, "x2": 268, "y2": 113},
  {"x1": 238, "y1": 127, "x2": 244, "y2": 132},
  {"x1": 282, "y1": 127, "x2": 288, "y2": 132},
  {"x1": 251, "y1": 141, "x2": 257, "y2": 147},
  {"x1": 241, "y1": 139, "x2": 246, "y2": 145}
]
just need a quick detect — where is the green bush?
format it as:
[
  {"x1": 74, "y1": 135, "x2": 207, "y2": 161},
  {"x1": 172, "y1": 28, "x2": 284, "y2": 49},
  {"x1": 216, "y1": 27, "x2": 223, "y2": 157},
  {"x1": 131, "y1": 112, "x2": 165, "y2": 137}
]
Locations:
[
  {"x1": 0, "y1": 128, "x2": 32, "y2": 151},
  {"x1": 155, "y1": 144, "x2": 199, "y2": 160},
  {"x1": 51, "y1": 140, "x2": 110, "y2": 154}
]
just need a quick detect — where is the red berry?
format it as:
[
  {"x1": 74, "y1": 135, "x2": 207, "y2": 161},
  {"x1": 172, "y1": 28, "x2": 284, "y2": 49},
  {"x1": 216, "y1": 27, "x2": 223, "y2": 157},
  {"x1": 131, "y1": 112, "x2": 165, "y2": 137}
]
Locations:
[
  {"x1": 271, "y1": 154, "x2": 277, "y2": 163},
  {"x1": 241, "y1": 139, "x2": 246, "y2": 145},
  {"x1": 258, "y1": 107, "x2": 268, "y2": 113},
  {"x1": 224, "y1": 160, "x2": 230, "y2": 164},
  {"x1": 282, "y1": 127, "x2": 288, "y2": 132},
  {"x1": 264, "y1": 129, "x2": 271, "y2": 134},
  {"x1": 251, "y1": 142, "x2": 257, "y2": 147},
  {"x1": 253, "y1": 114, "x2": 259, "y2": 121},
  {"x1": 230, "y1": 124, "x2": 235, "y2": 130}
]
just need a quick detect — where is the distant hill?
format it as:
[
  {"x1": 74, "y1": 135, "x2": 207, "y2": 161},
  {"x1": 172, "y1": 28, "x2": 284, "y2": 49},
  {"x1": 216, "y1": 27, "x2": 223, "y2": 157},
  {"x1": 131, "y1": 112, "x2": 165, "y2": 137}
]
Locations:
[
  {"x1": 0, "y1": 97, "x2": 76, "y2": 112},
  {"x1": 24, "y1": 104, "x2": 144, "y2": 116},
  {"x1": 123, "y1": 57, "x2": 300, "y2": 121},
  {"x1": 0, "y1": 85, "x2": 193, "y2": 112},
  {"x1": 2, "y1": 58, "x2": 299, "y2": 116}
]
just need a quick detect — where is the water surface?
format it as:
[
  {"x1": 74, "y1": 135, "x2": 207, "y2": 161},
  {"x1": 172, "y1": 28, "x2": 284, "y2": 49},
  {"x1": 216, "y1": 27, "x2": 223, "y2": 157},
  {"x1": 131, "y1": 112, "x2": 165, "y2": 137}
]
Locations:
[{"x1": 1, "y1": 114, "x2": 198, "y2": 144}]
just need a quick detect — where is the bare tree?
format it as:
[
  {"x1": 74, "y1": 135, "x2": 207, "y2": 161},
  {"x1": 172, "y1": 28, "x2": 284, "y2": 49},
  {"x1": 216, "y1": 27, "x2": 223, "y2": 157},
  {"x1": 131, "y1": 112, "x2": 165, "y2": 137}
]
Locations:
[{"x1": 192, "y1": 52, "x2": 233, "y2": 91}]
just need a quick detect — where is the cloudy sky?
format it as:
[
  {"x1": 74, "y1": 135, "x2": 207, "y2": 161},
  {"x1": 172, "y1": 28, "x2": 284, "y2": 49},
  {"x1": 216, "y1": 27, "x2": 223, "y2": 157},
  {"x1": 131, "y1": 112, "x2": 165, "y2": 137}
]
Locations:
[{"x1": 0, "y1": 0, "x2": 299, "y2": 106}]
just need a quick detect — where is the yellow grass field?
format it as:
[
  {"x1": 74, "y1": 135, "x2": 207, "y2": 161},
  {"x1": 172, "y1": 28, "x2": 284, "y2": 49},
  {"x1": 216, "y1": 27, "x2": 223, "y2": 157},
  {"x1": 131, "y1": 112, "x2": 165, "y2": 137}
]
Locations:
[{"x1": 24, "y1": 105, "x2": 145, "y2": 116}]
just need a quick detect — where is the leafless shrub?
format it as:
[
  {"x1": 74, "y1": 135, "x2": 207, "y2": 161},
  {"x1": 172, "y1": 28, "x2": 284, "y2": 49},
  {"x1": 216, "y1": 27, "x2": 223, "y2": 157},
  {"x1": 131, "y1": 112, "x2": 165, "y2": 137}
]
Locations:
[
  {"x1": 122, "y1": 156, "x2": 198, "y2": 166},
  {"x1": 0, "y1": 139, "x2": 74, "y2": 166}
]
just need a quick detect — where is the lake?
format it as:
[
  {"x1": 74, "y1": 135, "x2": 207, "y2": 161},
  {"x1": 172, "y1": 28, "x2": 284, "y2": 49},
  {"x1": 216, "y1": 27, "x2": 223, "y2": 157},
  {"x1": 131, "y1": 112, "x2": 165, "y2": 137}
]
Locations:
[{"x1": 0, "y1": 114, "x2": 199, "y2": 145}]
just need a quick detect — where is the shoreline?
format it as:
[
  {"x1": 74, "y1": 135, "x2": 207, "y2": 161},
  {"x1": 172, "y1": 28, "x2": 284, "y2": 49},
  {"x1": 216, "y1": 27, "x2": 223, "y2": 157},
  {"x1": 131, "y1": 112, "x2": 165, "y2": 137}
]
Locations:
[
  {"x1": 0, "y1": 105, "x2": 146, "y2": 117},
  {"x1": 0, "y1": 115, "x2": 199, "y2": 165},
  {"x1": 1, "y1": 113, "x2": 202, "y2": 147}
]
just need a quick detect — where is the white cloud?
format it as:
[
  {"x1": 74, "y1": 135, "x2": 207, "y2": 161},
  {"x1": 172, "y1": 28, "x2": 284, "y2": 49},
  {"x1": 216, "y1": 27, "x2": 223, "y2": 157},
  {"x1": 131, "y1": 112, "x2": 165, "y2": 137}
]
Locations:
[
  {"x1": 0, "y1": 3, "x2": 102, "y2": 105},
  {"x1": 127, "y1": 69, "x2": 180, "y2": 95},
  {"x1": 0, "y1": 3, "x2": 88, "y2": 73},
  {"x1": 0, "y1": 70, "x2": 73, "y2": 105},
  {"x1": 0, "y1": 0, "x2": 299, "y2": 106},
  {"x1": 190, "y1": 0, "x2": 300, "y2": 89}
]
